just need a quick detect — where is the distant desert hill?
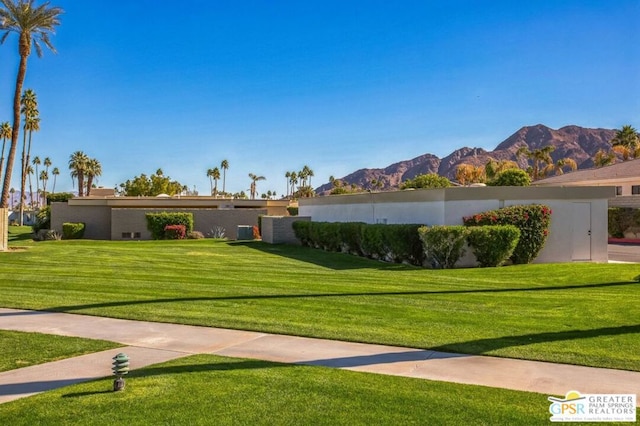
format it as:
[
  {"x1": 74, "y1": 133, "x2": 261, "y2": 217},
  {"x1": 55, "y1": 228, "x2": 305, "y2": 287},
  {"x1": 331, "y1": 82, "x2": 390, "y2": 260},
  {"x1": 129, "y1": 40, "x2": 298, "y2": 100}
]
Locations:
[{"x1": 315, "y1": 124, "x2": 616, "y2": 194}]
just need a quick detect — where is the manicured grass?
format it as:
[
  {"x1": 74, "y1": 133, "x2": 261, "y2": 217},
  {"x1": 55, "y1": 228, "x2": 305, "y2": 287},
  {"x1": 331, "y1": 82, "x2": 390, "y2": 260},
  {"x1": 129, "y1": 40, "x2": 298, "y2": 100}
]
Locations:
[
  {"x1": 1, "y1": 236, "x2": 639, "y2": 370},
  {"x1": 7, "y1": 226, "x2": 35, "y2": 245},
  {"x1": 0, "y1": 354, "x2": 551, "y2": 425},
  {"x1": 0, "y1": 330, "x2": 119, "y2": 372}
]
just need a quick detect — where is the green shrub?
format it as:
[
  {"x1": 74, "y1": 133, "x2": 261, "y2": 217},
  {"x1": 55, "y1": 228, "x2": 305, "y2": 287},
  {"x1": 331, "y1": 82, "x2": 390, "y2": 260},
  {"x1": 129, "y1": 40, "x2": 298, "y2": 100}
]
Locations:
[
  {"x1": 292, "y1": 221, "x2": 311, "y2": 246},
  {"x1": 62, "y1": 222, "x2": 85, "y2": 239},
  {"x1": 486, "y1": 169, "x2": 531, "y2": 186},
  {"x1": 466, "y1": 225, "x2": 520, "y2": 267},
  {"x1": 463, "y1": 204, "x2": 551, "y2": 264},
  {"x1": 287, "y1": 206, "x2": 299, "y2": 216},
  {"x1": 418, "y1": 225, "x2": 469, "y2": 269},
  {"x1": 46, "y1": 192, "x2": 74, "y2": 204},
  {"x1": 146, "y1": 212, "x2": 194, "y2": 240},
  {"x1": 318, "y1": 222, "x2": 341, "y2": 251},
  {"x1": 360, "y1": 224, "x2": 386, "y2": 259},
  {"x1": 608, "y1": 208, "x2": 640, "y2": 238},
  {"x1": 401, "y1": 173, "x2": 452, "y2": 189},
  {"x1": 379, "y1": 224, "x2": 425, "y2": 265},
  {"x1": 338, "y1": 222, "x2": 365, "y2": 255},
  {"x1": 32, "y1": 206, "x2": 51, "y2": 233}
]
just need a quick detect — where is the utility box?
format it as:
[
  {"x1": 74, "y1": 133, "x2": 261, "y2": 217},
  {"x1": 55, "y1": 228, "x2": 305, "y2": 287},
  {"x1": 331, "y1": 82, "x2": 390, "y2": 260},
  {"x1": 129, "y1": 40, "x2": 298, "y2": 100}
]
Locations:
[{"x1": 237, "y1": 225, "x2": 254, "y2": 240}]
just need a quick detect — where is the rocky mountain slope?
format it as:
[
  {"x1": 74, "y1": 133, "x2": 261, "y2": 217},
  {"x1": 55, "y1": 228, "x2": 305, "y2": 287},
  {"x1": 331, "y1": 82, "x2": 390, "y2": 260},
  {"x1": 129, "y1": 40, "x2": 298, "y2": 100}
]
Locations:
[{"x1": 315, "y1": 124, "x2": 616, "y2": 194}]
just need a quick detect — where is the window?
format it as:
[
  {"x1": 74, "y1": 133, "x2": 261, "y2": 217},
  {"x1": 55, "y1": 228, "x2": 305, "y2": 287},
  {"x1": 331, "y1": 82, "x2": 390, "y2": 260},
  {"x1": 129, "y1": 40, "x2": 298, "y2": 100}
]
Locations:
[
  {"x1": 632, "y1": 185, "x2": 640, "y2": 195},
  {"x1": 133, "y1": 232, "x2": 141, "y2": 239},
  {"x1": 616, "y1": 186, "x2": 623, "y2": 196},
  {"x1": 122, "y1": 232, "x2": 133, "y2": 239}
]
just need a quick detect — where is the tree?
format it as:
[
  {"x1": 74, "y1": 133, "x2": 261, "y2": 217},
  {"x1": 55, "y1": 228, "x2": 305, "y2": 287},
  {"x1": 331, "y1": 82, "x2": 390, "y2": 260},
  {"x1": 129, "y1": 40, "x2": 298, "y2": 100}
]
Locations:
[
  {"x1": 32, "y1": 155, "x2": 40, "y2": 206},
  {"x1": 38, "y1": 169, "x2": 46, "y2": 205},
  {"x1": 41, "y1": 155, "x2": 50, "y2": 201},
  {"x1": 220, "y1": 159, "x2": 229, "y2": 195},
  {"x1": 610, "y1": 125, "x2": 639, "y2": 160},
  {"x1": 401, "y1": 173, "x2": 451, "y2": 189},
  {"x1": 206, "y1": 168, "x2": 215, "y2": 195},
  {"x1": 593, "y1": 149, "x2": 616, "y2": 168},
  {"x1": 0, "y1": 0, "x2": 63, "y2": 210},
  {"x1": 18, "y1": 89, "x2": 38, "y2": 222},
  {"x1": 25, "y1": 163, "x2": 33, "y2": 208},
  {"x1": 211, "y1": 167, "x2": 220, "y2": 196},
  {"x1": 487, "y1": 168, "x2": 531, "y2": 186},
  {"x1": 50, "y1": 166, "x2": 59, "y2": 193},
  {"x1": 516, "y1": 145, "x2": 555, "y2": 181},
  {"x1": 248, "y1": 173, "x2": 265, "y2": 200},
  {"x1": 484, "y1": 158, "x2": 519, "y2": 180},
  {"x1": 68, "y1": 150, "x2": 88, "y2": 197},
  {"x1": 9, "y1": 187, "x2": 15, "y2": 209},
  {"x1": 455, "y1": 164, "x2": 485, "y2": 186},
  {"x1": 542, "y1": 158, "x2": 577, "y2": 176},
  {"x1": 284, "y1": 171, "x2": 291, "y2": 197},
  {"x1": 289, "y1": 171, "x2": 298, "y2": 196},
  {"x1": 0, "y1": 122, "x2": 11, "y2": 184},
  {"x1": 85, "y1": 157, "x2": 101, "y2": 195},
  {"x1": 118, "y1": 169, "x2": 184, "y2": 196}
]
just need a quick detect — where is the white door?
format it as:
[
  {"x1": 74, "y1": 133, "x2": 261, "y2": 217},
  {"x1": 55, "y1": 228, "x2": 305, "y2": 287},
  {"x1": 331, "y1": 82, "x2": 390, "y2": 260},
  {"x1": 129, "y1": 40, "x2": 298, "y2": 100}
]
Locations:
[{"x1": 572, "y1": 202, "x2": 591, "y2": 261}]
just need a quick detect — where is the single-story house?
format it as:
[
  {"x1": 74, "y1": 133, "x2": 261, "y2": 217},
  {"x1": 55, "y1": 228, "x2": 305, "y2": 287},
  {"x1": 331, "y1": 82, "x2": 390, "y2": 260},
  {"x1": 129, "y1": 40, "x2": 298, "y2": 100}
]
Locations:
[
  {"x1": 533, "y1": 158, "x2": 640, "y2": 208},
  {"x1": 51, "y1": 196, "x2": 292, "y2": 240},
  {"x1": 298, "y1": 186, "x2": 614, "y2": 263}
]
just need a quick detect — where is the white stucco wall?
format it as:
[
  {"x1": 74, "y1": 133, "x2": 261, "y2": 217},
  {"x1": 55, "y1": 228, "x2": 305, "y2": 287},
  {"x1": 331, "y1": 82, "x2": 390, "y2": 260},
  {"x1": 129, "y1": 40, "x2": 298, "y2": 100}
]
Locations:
[{"x1": 299, "y1": 187, "x2": 613, "y2": 264}]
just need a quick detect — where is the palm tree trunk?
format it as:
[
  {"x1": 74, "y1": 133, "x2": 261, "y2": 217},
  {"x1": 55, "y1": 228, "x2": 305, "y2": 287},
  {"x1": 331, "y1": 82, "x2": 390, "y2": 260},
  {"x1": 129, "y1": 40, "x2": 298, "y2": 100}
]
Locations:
[
  {"x1": 0, "y1": 50, "x2": 27, "y2": 209},
  {"x1": 52, "y1": 175, "x2": 57, "y2": 194},
  {"x1": 86, "y1": 175, "x2": 94, "y2": 196},
  {"x1": 28, "y1": 171, "x2": 33, "y2": 210},
  {"x1": 77, "y1": 171, "x2": 84, "y2": 197}
]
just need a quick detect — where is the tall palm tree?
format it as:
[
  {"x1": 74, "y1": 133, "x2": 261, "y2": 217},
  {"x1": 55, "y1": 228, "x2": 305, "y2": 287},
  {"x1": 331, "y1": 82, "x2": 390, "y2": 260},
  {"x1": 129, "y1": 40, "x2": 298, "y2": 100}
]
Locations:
[
  {"x1": 32, "y1": 155, "x2": 40, "y2": 206},
  {"x1": 289, "y1": 171, "x2": 298, "y2": 196},
  {"x1": 50, "y1": 166, "x2": 59, "y2": 193},
  {"x1": 248, "y1": 173, "x2": 265, "y2": 200},
  {"x1": 19, "y1": 89, "x2": 38, "y2": 217},
  {"x1": 211, "y1": 167, "x2": 220, "y2": 196},
  {"x1": 68, "y1": 151, "x2": 88, "y2": 197},
  {"x1": 41, "y1": 156, "x2": 50, "y2": 201},
  {"x1": 84, "y1": 157, "x2": 101, "y2": 196},
  {"x1": 9, "y1": 187, "x2": 15, "y2": 210},
  {"x1": 25, "y1": 163, "x2": 33, "y2": 208},
  {"x1": 0, "y1": 122, "x2": 11, "y2": 183},
  {"x1": 516, "y1": 145, "x2": 555, "y2": 181},
  {"x1": 284, "y1": 171, "x2": 291, "y2": 197},
  {"x1": 0, "y1": 0, "x2": 62, "y2": 209},
  {"x1": 206, "y1": 168, "x2": 215, "y2": 195},
  {"x1": 220, "y1": 159, "x2": 229, "y2": 195},
  {"x1": 39, "y1": 169, "x2": 47, "y2": 205}
]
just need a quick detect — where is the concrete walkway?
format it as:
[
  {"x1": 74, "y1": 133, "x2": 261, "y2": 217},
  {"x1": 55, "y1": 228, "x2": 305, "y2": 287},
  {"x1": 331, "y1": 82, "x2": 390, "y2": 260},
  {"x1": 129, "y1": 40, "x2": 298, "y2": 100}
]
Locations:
[{"x1": 1, "y1": 308, "x2": 639, "y2": 404}]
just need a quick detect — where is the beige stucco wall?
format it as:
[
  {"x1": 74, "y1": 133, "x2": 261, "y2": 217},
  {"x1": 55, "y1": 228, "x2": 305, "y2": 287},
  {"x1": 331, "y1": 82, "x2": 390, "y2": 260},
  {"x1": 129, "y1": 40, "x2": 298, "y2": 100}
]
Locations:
[
  {"x1": 299, "y1": 187, "x2": 613, "y2": 263},
  {"x1": 51, "y1": 202, "x2": 112, "y2": 240},
  {"x1": 261, "y1": 216, "x2": 311, "y2": 244},
  {"x1": 0, "y1": 208, "x2": 7, "y2": 251},
  {"x1": 111, "y1": 208, "x2": 267, "y2": 240}
]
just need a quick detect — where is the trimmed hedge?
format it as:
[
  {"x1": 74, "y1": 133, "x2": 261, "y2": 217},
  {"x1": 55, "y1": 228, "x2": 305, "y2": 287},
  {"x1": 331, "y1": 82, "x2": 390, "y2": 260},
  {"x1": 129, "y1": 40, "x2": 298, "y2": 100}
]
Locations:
[
  {"x1": 146, "y1": 212, "x2": 194, "y2": 240},
  {"x1": 463, "y1": 204, "x2": 551, "y2": 264},
  {"x1": 62, "y1": 222, "x2": 85, "y2": 240},
  {"x1": 466, "y1": 225, "x2": 520, "y2": 267},
  {"x1": 608, "y1": 208, "x2": 640, "y2": 238},
  {"x1": 292, "y1": 221, "x2": 424, "y2": 266},
  {"x1": 287, "y1": 206, "x2": 299, "y2": 216},
  {"x1": 418, "y1": 225, "x2": 468, "y2": 269},
  {"x1": 164, "y1": 224, "x2": 186, "y2": 239},
  {"x1": 46, "y1": 192, "x2": 74, "y2": 204}
]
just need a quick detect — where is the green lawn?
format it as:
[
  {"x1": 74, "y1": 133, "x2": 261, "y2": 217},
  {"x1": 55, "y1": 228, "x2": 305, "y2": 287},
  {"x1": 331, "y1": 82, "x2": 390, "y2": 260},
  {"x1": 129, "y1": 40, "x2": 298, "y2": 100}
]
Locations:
[
  {"x1": 0, "y1": 353, "x2": 551, "y2": 425},
  {"x1": 0, "y1": 330, "x2": 119, "y2": 372},
  {"x1": 1, "y1": 233, "x2": 639, "y2": 371}
]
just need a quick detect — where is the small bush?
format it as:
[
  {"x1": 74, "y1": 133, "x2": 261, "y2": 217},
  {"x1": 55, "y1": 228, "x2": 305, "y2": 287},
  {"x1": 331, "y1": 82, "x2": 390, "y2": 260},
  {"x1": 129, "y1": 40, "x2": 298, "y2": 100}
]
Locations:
[
  {"x1": 32, "y1": 206, "x2": 51, "y2": 233},
  {"x1": 608, "y1": 208, "x2": 640, "y2": 238},
  {"x1": 208, "y1": 226, "x2": 226, "y2": 239},
  {"x1": 164, "y1": 224, "x2": 186, "y2": 239},
  {"x1": 187, "y1": 231, "x2": 205, "y2": 239},
  {"x1": 287, "y1": 206, "x2": 299, "y2": 216},
  {"x1": 252, "y1": 225, "x2": 261, "y2": 240},
  {"x1": 62, "y1": 222, "x2": 85, "y2": 239},
  {"x1": 463, "y1": 204, "x2": 551, "y2": 264},
  {"x1": 418, "y1": 225, "x2": 469, "y2": 269},
  {"x1": 146, "y1": 212, "x2": 194, "y2": 240},
  {"x1": 487, "y1": 169, "x2": 531, "y2": 186},
  {"x1": 466, "y1": 225, "x2": 520, "y2": 267}
]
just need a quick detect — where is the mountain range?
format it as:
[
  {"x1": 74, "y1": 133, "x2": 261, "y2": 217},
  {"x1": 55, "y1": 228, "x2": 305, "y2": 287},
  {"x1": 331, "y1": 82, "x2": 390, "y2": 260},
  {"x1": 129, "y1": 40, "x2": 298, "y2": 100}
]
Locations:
[{"x1": 314, "y1": 124, "x2": 617, "y2": 194}]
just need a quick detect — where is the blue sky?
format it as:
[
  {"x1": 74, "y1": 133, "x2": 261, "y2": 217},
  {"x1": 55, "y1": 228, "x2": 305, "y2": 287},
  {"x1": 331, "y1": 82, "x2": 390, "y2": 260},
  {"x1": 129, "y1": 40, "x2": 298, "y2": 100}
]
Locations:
[{"x1": 0, "y1": 0, "x2": 638, "y2": 196}]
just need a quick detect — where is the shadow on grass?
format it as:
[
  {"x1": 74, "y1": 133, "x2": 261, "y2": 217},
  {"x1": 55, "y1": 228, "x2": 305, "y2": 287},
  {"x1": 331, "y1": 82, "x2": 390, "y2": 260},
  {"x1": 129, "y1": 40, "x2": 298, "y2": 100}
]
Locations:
[
  {"x1": 228, "y1": 241, "x2": 418, "y2": 271},
  {"x1": 8, "y1": 229, "x2": 33, "y2": 243},
  {"x1": 0, "y1": 280, "x2": 632, "y2": 315},
  {"x1": 432, "y1": 324, "x2": 640, "y2": 355}
]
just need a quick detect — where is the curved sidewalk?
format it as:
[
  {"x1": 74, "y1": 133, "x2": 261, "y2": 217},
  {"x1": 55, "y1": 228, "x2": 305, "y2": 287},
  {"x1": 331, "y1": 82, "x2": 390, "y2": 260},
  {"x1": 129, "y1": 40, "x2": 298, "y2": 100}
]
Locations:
[{"x1": 1, "y1": 308, "x2": 638, "y2": 404}]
